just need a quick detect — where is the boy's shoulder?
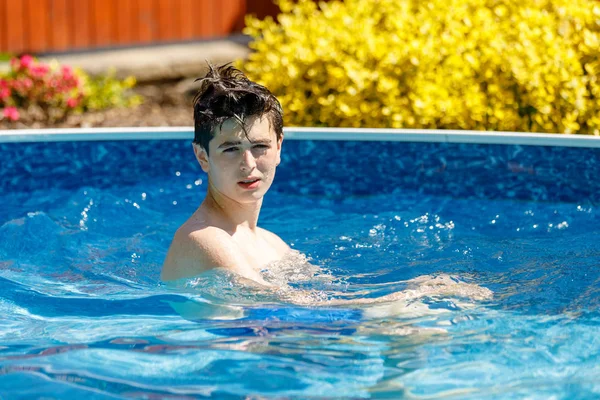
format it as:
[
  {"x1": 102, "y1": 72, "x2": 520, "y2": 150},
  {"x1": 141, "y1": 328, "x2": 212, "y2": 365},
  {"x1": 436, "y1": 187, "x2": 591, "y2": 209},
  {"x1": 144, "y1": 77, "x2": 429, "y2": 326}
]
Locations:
[
  {"x1": 257, "y1": 227, "x2": 291, "y2": 254},
  {"x1": 178, "y1": 223, "x2": 233, "y2": 250},
  {"x1": 160, "y1": 223, "x2": 243, "y2": 281}
]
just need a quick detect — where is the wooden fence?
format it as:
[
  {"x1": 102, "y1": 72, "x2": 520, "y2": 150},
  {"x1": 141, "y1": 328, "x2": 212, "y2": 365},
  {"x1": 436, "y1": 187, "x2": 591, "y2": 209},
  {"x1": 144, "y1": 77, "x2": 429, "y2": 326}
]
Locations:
[{"x1": 0, "y1": 0, "x2": 280, "y2": 54}]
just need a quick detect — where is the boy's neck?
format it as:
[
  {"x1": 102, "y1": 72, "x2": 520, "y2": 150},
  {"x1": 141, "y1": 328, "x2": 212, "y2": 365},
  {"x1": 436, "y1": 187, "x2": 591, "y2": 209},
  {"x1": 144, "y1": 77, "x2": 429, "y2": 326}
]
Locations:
[{"x1": 202, "y1": 184, "x2": 262, "y2": 231}]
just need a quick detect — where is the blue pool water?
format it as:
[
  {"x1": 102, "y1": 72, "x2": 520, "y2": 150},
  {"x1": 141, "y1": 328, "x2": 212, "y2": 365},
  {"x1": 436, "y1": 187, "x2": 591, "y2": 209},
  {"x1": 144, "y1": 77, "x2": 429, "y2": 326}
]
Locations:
[{"x1": 1, "y1": 137, "x2": 600, "y2": 399}]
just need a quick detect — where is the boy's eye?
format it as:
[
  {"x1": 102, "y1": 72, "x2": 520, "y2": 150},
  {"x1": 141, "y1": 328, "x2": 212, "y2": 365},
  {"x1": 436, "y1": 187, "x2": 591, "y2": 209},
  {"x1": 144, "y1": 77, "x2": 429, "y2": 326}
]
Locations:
[
  {"x1": 223, "y1": 147, "x2": 238, "y2": 153},
  {"x1": 254, "y1": 144, "x2": 270, "y2": 149}
]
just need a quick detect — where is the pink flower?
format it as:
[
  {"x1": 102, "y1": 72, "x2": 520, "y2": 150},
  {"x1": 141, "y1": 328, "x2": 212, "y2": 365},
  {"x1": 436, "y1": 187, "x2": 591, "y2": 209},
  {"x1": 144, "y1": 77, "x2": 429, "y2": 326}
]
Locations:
[
  {"x1": 61, "y1": 65, "x2": 73, "y2": 78},
  {"x1": 30, "y1": 64, "x2": 50, "y2": 79},
  {"x1": 9, "y1": 57, "x2": 20, "y2": 71},
  {"x1": 49, "y1": 77, "x2": 60, "y2": 89},
  {"x1": 0, "y1": 80, "x2": 9, "y2": 102},
  {"x1": 19, "y1": 55, "x2": 34, "y2": 70},
  {"x1": 22, "y1": 78, "x2": 33, "y2": 89},
  {"x1": 12, "y1": 77, "x2": 34, "y2": 93},
  {"x1": 0, "y1": 87, "x2": 10, "y2": 102},
  {"x1": 66, "y1": 97, "x2": 79, "y2": 108},
  {"x1": 2, "y1": 106, "x2": 20, "y2": 121}
]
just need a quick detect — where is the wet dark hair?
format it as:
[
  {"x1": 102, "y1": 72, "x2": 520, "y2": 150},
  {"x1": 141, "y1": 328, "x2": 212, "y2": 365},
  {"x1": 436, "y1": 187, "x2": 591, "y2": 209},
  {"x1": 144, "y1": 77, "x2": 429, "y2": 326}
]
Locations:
[{"x1": 192, "y1": 64, "x2": 283, "y2": 154}]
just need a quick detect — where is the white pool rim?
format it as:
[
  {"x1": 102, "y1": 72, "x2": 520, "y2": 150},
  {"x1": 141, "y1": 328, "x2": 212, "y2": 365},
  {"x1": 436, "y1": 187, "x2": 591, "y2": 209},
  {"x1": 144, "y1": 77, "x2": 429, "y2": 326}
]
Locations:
[{"x1": 1, "y1": 127, "x2": 600, "y2": 148}]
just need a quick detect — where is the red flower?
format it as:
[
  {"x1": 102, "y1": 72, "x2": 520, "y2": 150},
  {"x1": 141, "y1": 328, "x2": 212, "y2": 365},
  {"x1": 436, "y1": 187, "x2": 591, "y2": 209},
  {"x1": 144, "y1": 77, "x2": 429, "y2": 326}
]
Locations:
[
  {"x1": 49, "y1": 77, "x2": 60, "y2": 89},
  {"x1": 30, "y1": 64, "x2": 50, "y2": 79},
  {"x1": 19, "y1": 55, "x2": 34, "y2": 70},
  {"x1": 2, "y1": 106, "x2": 20, "y2": 121},
  {"x1": 66, "y1": 97, "x2": 79, "y2": 108},
  {"x1": 61, "y1": 65, "x2": 74, "y2": 78},
  {"x1": 12, "y1": 77, "x2": 34, "y2": 93},
  {"x1": 0, "y1": 80, "x2": 9, "y2": 102},
  {"x1": 0, "y1": 87, "x2": 10, "y2": 102}
]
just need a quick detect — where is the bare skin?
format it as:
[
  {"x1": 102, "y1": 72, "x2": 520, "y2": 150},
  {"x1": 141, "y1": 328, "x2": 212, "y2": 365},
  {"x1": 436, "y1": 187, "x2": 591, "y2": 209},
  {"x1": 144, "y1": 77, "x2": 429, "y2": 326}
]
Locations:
[{"x1": 161, "y1": 115, "x2": 289, "y2": 285}]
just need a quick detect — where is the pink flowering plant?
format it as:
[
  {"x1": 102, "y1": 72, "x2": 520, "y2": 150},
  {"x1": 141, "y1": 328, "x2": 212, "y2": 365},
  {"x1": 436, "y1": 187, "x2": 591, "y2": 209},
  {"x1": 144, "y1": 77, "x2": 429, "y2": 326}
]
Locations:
[
  {"x1": 1, "y1": 55, "x2": 140, "y2": 124},
  {"x1": 0, "y1": 55, "x2": 85, "y2": 123}
]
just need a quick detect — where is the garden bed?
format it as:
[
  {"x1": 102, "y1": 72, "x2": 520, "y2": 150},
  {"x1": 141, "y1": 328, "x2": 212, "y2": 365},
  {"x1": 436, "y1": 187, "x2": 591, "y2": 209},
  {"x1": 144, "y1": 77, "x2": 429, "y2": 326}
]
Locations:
[{"x1": 0, "y1": 79, "x2": 195, "y2": 130}]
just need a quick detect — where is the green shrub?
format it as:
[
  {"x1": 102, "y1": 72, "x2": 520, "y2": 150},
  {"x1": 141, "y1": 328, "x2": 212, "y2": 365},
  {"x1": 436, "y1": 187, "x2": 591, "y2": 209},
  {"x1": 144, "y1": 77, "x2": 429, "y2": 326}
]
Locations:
[
  {"x1": 1, "y1": 55, "x2": 141, "y2": 123},
  {"x1": 240, "y1": 0, "x2": 600, "y2": 134},
  {"x1": 80, "y1": 70, "x2": 142, "y2": 111}
]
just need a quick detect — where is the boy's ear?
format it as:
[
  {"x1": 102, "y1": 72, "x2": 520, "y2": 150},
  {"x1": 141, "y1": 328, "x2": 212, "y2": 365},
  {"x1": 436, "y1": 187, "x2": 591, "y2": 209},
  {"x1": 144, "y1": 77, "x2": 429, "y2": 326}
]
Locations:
[
  {"x1": 276, "y1": 132, "x2": 284, "y2": 166},
  {"x1": 193, "y1": 143, "x2": 210, "y2": 173}
]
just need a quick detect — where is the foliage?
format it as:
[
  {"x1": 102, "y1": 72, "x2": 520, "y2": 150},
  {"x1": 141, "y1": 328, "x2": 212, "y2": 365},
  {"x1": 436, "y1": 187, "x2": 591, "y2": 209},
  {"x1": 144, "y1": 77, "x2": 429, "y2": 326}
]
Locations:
[
  {"x1": 240, "y1": 0, "x2": 600, "y2": 134},
  {"x1": 0, "y1": 55, "x2": 141, "y2": 123},
  {"x1": 0, "y1": 55, "x2": 83, "y2": 123},
  {"x1": 80, "y1": 70, "x2": 142, "y2": 111}
]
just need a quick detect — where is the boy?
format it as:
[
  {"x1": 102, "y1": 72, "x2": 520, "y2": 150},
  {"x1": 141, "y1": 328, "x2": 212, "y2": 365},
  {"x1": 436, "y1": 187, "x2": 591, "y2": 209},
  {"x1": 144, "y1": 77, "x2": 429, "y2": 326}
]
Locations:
[
  {"x1": 161, "y1": 65, "x2": 290, "y2": 285},
  {"x1": 160, "y1": 65, "x2": 492, "y2": 310}
]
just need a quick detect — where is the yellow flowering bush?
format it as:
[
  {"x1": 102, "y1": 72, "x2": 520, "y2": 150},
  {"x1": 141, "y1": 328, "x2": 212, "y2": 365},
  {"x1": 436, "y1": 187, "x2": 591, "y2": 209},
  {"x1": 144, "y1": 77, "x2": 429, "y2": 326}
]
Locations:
[
  {"x1": 80, "y1": 71, "x2": 142, "y2": 112},
  {"x1": 240, "y1": 0, "x2": 600, "y2": 134}
]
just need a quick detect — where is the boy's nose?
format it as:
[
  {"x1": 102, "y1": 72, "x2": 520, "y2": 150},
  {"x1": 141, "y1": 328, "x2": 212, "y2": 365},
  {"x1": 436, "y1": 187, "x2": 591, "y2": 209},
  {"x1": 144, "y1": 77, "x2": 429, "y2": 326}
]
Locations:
[{"x1": 240, "y1": 150, "x2": 256, "y2": 171}]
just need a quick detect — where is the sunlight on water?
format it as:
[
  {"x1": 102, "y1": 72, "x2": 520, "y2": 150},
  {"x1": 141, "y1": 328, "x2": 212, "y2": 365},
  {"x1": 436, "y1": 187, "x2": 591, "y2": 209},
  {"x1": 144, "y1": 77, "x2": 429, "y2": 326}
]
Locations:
[{"x1": 1, "y1": 139, "x2": 600, "y2": 398}]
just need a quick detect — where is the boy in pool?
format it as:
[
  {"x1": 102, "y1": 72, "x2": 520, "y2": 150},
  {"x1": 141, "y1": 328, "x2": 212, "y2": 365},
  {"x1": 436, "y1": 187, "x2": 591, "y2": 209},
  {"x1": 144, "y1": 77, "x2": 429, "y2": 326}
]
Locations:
[
  {"x1": 161, "y1": 64, "x2": 492, "y2": 314},
  {"x1": 161, "y1": 65, "x2": 289, "y2": 285}
]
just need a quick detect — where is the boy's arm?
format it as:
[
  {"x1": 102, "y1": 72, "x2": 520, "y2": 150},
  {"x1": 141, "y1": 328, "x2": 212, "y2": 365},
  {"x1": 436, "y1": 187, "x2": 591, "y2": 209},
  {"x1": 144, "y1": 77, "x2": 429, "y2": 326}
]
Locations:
[{"x1": 161, "y1": 228, "x2": 267, "y2": 284}]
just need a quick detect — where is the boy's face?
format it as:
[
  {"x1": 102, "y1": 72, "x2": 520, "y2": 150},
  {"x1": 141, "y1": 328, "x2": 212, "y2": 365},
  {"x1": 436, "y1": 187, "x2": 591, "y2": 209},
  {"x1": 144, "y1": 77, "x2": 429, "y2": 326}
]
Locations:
[{"x1": 194, "y1": 115, "x2": 283, "y2": 203}]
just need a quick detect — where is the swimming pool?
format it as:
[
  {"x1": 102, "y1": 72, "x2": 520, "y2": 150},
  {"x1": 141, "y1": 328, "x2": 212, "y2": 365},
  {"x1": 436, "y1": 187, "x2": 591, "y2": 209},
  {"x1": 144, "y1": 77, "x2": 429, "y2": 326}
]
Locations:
[{"x1": 1, "y1": 128, "x2": 599, "y2": 399}]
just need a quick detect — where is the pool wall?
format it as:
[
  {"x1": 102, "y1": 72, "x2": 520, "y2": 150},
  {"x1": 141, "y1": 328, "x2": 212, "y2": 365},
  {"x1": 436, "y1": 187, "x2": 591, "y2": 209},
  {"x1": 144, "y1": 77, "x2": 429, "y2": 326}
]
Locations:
[
  {"x1": 1, "y1": 126, "x2": 600, "y2": 148},
  {"x1": 2, "y1": 128, "x2": 600, "y2": 205}
]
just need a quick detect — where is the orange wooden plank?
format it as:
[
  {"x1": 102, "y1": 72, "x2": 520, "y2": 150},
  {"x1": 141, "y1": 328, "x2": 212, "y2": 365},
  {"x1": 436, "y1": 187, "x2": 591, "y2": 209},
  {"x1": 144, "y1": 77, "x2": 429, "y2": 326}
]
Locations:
[
  {"x1": 91, "y1": 0, "x2": 113, "y2": 47},
  {"x1": 234, "y1": 0, "x2": 247, "y2": 32},
  {"x1": 212, "y1": 2, "x2": 222, "y2": 36},
  {"x1": 49, "y1": 0, "x2": 69, "y2": 51},
  {"x1": 137, "y1": 0, "x2": 156, "y2": 43},
  {"x1": 0, "y1": 0, "x2": 6, "y2": 53},
  {"x1": 70, "y1": 0, "x2": 90, "y2": 49},
  {"x1": 110, "y1": 0, "x2": 120, "y2": 43},
  {"x1": 5, "y1": 0, "x2": 25, "y2": 53},
  {"x1": 157, "y1": 0, "x2": 178, "y2": 41},
  {"x1": 115, "y1": 0, "x2": 136, "y2": 45},
  {"x1": 193, "y1": 0, "x2": 216, "y2": 38},
  {"x1": 179, "y1": 0, "x2": 194, "y2": 40},
  {"x1": 220, "y1": 0, "x2": 245, "y2": 34},
  {"x1": 26, "y1": 0, "x2": 49, "y2": 53}
]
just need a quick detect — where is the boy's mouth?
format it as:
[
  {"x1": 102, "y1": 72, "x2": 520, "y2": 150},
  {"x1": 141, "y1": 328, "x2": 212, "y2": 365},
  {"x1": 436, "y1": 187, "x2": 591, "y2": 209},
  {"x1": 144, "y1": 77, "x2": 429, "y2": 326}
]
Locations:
[
  {"x1": 239, "y1": 178, "x2": 260, "y2": 184},
  {"x1": 238, "y1": 177, "x2": 261, "y2": 189}
]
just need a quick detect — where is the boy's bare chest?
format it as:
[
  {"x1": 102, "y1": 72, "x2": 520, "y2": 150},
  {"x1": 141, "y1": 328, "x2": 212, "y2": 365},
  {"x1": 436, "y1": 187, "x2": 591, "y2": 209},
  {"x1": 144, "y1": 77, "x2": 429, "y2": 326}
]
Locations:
[{"x1": 232, "y1": 233, "x2": 283, "y2": 270}]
